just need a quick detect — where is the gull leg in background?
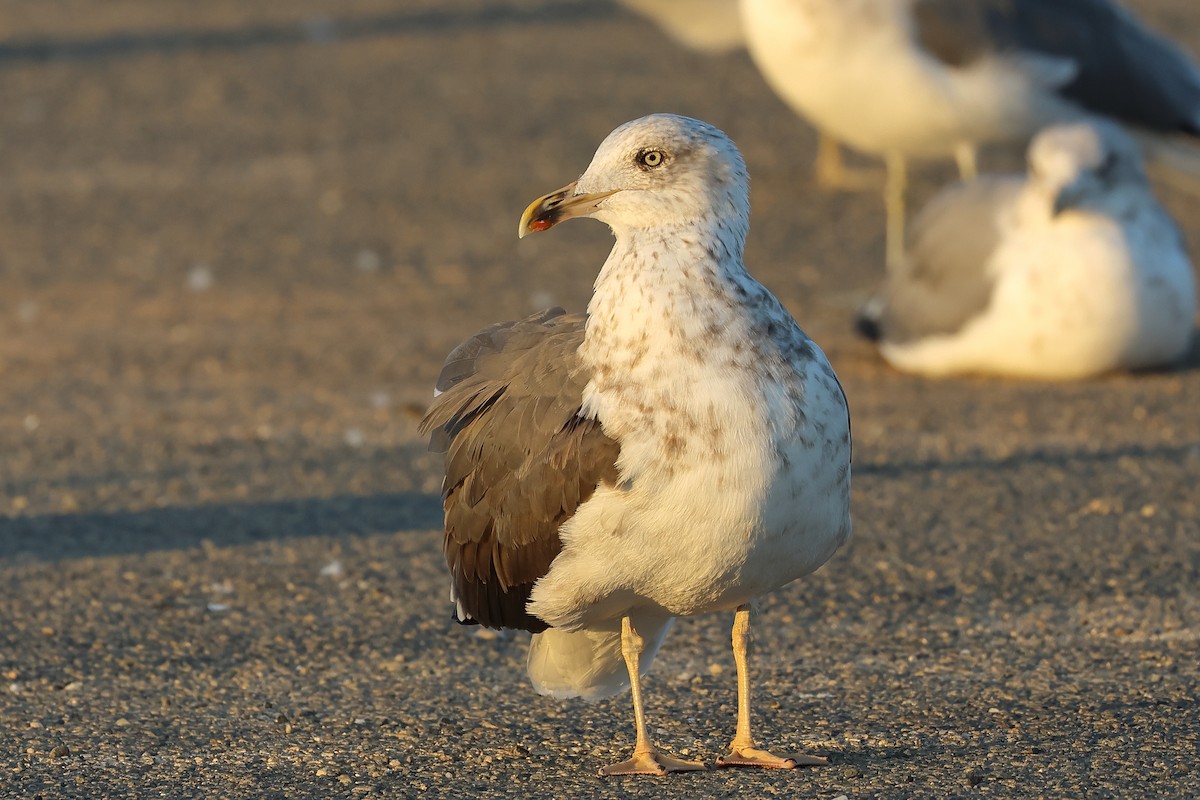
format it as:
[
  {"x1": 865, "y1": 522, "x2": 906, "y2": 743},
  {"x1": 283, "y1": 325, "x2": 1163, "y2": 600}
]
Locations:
[
  {"x1": 885, "y1": 151, "x2": 909, "y2": 271},
  {"x1": 599, "y1": 616, "x2": 707, "y2": 776},
  {"x1": 954, "y1": 142, "x2": 978, "y2": 181},
  {"x1": 717, "y1": 604, "x2": 829, "y2": 768},
  {"x1": 815, "y1": 131, "x2": 884, "y2": 191}
]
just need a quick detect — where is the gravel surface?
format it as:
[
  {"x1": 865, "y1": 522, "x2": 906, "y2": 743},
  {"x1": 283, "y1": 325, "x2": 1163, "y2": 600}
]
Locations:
[{"x1": 2, "y1": 2, "x2": 1199, "y2": 798}]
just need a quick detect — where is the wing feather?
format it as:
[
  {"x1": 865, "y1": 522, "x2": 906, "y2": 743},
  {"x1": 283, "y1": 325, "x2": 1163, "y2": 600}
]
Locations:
[
  {"x1": 914, "y1": 0, "x2": 1200, "y2": 134},
  {"x1": 418, "y1": 309, "x2": 620, "y2": 632},
  {"x1": 862, "y1": 176, "x2": 1021, "y2": 344}
]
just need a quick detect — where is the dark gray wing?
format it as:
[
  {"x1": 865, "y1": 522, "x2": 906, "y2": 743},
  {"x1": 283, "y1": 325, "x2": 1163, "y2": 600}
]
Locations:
[
  {"x1": 914, "y1": 0, "x2": 1200, "y2": 134},
  {"x1": 861, "y1": 176, "x2": 1022, "y2": 344},
  {"x1": 418, "y1": 308, "x2": 620, "y2": 633}
]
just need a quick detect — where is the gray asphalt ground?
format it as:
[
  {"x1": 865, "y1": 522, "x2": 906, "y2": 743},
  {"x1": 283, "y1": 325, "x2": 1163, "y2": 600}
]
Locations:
[{"x1": 2, "y1": 2, "x2": 1199, "y2": 798}]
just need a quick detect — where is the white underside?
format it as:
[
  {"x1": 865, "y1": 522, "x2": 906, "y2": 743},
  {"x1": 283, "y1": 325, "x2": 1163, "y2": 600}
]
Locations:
[
  {"x1": 740, "y1": 0, "x2": 1081, "y2": 158},
  {"x1": 881, "y1": 208, "x2": 1197, "y2": 378},
  {"x1": 529, "y1": 367, "x2": 850, "y2": 622},
  {"x1": 523, "y1": 228, "x2": 852, "y2": 700},
  {"x1": 525, "y1": 365, "x2": 851, "y2": 697}
]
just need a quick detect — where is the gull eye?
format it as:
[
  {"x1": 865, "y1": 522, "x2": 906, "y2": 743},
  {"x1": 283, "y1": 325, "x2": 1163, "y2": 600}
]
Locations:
[{"x1": 636, "y1": 149, "x2": 666, "y2": 169}]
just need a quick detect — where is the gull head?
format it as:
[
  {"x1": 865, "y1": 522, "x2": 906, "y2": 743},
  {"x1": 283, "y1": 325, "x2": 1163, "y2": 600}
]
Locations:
[
  {"x1": 519, "y1": 113, "x2": 750, "y2": 240},
  {"x1": 1026, "y1": 121, "x2": 1147, "y2": 216}
]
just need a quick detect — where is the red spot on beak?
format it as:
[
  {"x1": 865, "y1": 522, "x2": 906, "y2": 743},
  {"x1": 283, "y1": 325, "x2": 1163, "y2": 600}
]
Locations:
[{"x1": 528, "y1": 219, "x2": 554, "y2": 233}]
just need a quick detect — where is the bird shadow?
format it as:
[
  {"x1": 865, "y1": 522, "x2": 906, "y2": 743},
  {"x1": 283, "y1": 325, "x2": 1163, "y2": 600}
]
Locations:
[
  {"x1": 855, "y1": 439, "x2": 1195, "y2": 480},
  {"x1": 0, "y1": 491, "x2": 442, "y2": 563},
  {"x1": 0, "y1": 1, "x2": 613, "y2": 66},
  {"x1": 7, "y1": 435, "x2": 1193, "y2": 562}
]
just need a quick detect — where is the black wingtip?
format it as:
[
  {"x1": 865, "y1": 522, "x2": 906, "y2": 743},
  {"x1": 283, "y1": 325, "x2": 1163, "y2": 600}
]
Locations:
[
  {"x1": 451, "y1": 609, "x2": 480, "y2": 627},
  {"x1": 855, "y1": 310, "x2": 882, "y2": 342}
]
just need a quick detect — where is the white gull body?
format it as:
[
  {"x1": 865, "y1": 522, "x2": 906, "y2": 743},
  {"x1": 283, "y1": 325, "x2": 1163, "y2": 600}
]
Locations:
[
  {"x1": 738, "y1": 0, "x2": 1200, "y2": 268},
  {"x1": 524, "y1": 115, "x2": 852, "y2": 696},
  {"x1": 739, "y1": 0, "x2": 1200, "y2": 168},
  {"x1": 861, "y1": 122, "x2": 1197, "y2": 379}
]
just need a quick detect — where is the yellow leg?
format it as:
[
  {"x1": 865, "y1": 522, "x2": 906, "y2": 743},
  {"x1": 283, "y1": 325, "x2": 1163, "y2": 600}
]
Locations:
[
  {"x1": 954, "y1": 142, "x2": 978, "y2": 181},
  {"x1": 884, "y1": 151, "x2": 908, "y2": 272},
  {"x1": 814, "y1": 132, "x2": 884, "y2": 191},
  {"x1": 716, "y1": 605, "x2": 829, "y2": 769},
  {"x1": 598, "y1": 616, "x2": 706, "y2": 777}
]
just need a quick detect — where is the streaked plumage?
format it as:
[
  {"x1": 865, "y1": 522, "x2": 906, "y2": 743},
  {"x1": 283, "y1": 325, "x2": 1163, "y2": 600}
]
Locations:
[{"x1": 421, "y1": 114, "x2": 852, "y2": 775}]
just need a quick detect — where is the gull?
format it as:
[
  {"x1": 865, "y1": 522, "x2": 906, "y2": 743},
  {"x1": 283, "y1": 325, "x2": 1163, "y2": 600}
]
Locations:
[
  {"x1": 419, "y1": 114, "x2": 852, "y2": 775},
  {"x1": 739, "y1": 0, "x2": 1200, "y2": 269},
  {"x1": 616, "y1": 0, "x2": 745, "y2": 54},
  {"x1": 857, "y1": 121, "x2": 1197, "y2": 379}
]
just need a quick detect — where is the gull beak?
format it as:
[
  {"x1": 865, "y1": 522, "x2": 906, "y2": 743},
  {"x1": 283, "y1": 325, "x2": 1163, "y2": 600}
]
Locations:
[
  {"x1": 1051, "y1": 179, "x2": 1090, "y2": 217},
  {"x1": 518, "y1": 181, "x2": 618, "y2": 238}
]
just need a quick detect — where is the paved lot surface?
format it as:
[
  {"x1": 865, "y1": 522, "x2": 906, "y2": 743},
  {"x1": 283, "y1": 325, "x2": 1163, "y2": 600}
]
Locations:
[{"x1": 2, "y1": 2, "x2": 1199, "y2": 797}]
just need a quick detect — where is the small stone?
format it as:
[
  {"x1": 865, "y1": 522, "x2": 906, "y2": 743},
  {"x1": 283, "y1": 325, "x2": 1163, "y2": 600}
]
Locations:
[
  {"x1": 49, "y1": 744, "x2": 70, "y2": 759},
  {"x1": 186, "y1": 264, "x2": 214, "y2": 292},
  {"x1": 355, "y1": 249, "x2": 382, "y2": 273}
]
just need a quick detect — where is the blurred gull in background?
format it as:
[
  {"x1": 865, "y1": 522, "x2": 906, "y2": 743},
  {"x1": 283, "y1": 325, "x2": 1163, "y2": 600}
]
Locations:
[
  {"x1": 857, "y1": 121, "x2": 1196, "y2": 379},
  {"x1": 616, "y1": 0, "x2": 745, "y2": 54},
  {"x1": 739, "y1": 0, "x2": 1200, "y2": 269}
]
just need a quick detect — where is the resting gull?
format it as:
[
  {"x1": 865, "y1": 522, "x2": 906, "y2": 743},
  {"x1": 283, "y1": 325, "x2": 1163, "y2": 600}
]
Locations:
[
  {"x1": 739, "y1": 0, "x2": 1200, "y2": 269},
  {"x1": 857, "y1": 121, "x2": 1197, "y2": 379},
  {"x1": 420, "y1": 114, "x2": 852, "y2": 775}
]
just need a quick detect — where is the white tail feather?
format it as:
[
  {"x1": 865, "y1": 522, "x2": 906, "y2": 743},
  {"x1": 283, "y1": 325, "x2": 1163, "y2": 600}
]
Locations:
[{"x1": 527, "y1": 617, "x2": 674, "y2": 701}]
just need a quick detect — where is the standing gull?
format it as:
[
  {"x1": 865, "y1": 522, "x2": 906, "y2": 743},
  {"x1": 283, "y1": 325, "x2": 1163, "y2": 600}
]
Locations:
[
  {"x1": 739, "y1": 0, "x2": 1200, "y2": 269},
  {"x1": 616, "y1": 0, "x2": 745, "y2": 55},
  {"x1": 420, "y1": 114, "x2": 852, "y2": 775},
  {"x1": 857, "y1": 121, "x2": 1197, "y2": 379}
]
